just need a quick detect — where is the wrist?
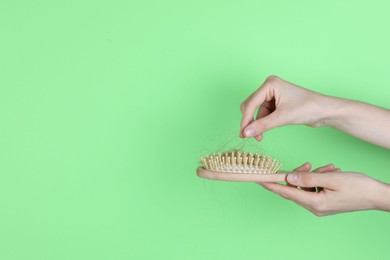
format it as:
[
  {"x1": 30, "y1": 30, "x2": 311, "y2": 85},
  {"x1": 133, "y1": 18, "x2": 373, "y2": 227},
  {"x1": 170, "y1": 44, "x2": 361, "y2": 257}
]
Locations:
[
  {"x1": 320, "y1": 95, "x2": 355, "y2": 129},
  {"x1": 307, "y1": 94, "x2": 346, "y2": 128},
  {"x1": 375, "y1": 182, "x2": 390, "y2": 212}
]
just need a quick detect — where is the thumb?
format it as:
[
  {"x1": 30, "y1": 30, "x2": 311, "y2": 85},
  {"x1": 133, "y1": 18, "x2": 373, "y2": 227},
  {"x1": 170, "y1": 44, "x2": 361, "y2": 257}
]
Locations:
[
  {"x1": 242, "y1": 112, "x2": 284, "y2": 137},
  {"x1": 286, "y1": 172, "x2": 340, "y2": 189}
]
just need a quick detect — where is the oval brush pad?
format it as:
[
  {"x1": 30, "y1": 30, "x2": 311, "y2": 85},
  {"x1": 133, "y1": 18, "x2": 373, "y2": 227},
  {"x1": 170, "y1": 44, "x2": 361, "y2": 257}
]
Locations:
[{"x1": 196, "y1": 151, "x2": 288, "y2": 182}]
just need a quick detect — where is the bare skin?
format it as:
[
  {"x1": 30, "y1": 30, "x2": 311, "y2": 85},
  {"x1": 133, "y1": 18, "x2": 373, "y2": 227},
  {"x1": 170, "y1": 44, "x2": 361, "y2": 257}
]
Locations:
[{"x1": 240, "y1": 75, "x2": 390, "y2": 216}]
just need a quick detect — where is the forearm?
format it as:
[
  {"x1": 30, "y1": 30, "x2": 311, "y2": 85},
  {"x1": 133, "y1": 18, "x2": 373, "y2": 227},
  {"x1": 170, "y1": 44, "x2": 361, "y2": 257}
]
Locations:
[{"x1": 322, "y1": 96, "x2": 390, "y2": 149}]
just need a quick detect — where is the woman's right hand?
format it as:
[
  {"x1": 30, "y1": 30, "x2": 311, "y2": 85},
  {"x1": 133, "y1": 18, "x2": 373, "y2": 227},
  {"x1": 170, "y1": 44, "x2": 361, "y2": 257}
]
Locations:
[
  {"x1": 240, "y1": 75, "x2": 333, "y2": 141},
  {"x1": 258, "y1": 162, "x2": 390, "y2": 216}
]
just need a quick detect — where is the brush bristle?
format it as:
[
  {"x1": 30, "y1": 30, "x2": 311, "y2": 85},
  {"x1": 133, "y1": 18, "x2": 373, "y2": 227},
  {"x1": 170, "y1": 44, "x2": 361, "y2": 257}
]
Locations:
[{"x1": 200, "y1": 151, "x2": 282, "y2": 174}]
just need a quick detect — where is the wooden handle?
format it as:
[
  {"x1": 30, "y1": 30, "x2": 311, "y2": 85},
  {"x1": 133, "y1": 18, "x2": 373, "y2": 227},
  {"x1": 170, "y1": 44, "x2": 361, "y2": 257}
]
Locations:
[{"x1": 196, "y1": 167, "x2": 289, "y2": 182}]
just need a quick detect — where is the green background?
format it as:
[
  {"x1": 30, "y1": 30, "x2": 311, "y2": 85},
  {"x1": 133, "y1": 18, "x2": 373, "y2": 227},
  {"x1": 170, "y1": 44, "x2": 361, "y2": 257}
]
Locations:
[{"x1": 1, "y1": 0, "x2": 389, "y2": 259}]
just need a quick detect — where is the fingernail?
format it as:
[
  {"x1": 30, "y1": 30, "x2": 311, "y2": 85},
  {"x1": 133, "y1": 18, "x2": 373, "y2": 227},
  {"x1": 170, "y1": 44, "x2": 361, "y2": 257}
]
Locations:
[
  {"x1": 244, "y1": 127, "x2": 255, "y2": 137},
  {"x1": 287, "y1": 174, "x2": 297, "y2": 183}
]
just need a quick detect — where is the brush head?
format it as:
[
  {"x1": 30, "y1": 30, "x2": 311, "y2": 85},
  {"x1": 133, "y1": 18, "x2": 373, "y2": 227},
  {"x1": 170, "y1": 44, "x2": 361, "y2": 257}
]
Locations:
[{"x1": 197, "y1": 151, "x2": 287, "y2": 182}]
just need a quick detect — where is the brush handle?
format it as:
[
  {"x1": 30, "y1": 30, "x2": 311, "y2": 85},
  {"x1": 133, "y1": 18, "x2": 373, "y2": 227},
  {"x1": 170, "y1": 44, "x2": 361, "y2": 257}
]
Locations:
[{"x1": 197, "y1": 167, "x2": 290, "y2": 182}]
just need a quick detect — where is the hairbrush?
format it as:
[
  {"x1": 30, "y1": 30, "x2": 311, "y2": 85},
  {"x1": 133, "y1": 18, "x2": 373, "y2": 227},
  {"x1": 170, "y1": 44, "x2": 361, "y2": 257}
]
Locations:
[{"x1": 196, "y1": 151, "x2": 288, "y2": 182}]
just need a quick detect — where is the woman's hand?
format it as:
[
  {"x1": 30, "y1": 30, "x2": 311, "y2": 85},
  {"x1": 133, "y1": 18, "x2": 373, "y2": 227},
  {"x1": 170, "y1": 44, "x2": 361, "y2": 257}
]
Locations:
[
  {"x1": 258, "y1": 163, "x2": 390, "y2": 216},
  {"x1": 240, "y1": 75, "x2": 330, "y2": 141},
  {"x1": 240, "y1": 75, "x2": 390, "y2": 148}
]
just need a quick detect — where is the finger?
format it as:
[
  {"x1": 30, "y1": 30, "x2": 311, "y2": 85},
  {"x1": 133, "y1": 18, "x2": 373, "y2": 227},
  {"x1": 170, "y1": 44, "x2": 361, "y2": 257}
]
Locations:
[
  {"x1": 240, "y1": 118, "x2": 254, "y2": 138},
  {"x1": 240, "y1": 88, "x2": 267, "y2": 134},
  {"x1": 254, "y1": 134, "x2": 263, "y2": 141},
  {"x1": 311, "y1": 164, "x2": 336, "y2": 193},
  {"x1": 258, "y1": 182, "x2": 318, "y2": 206},
  {"x1": 313, "y1": 164, "x2": 335, "y2": 173},
  {"x1": 293, "y1": 162, "x2": 312, "y2": 172},
  {"x1": 286, "y1": 172, "x2": 341, "y2": 189},
  {"x1": 294, "y1": 162, "x2": 316, "y2": 192},
  {"x1": 252, "y1": 105, "x2": 272, "y2": 140},
  {"x1": 290, "y1": 162, "x2": 310, "y2": 188},
  {"x1": 240, "y1": 76, "x2": 278, "y2": 135},
  {"x1": 286, "y1": 162, "x2": 312, "y2": 188},
  {"x1": 303, "y1": 164, "x2": 335, "y2": 192},
  {"x1": 257, "y1": 163, "x2": 311, "y2": 187},
  {"x1": 301, "y1": 164, "x2": 337, "y2": 192},
  {"x1": 242, "y1": 112, "x2": 286, "y2": 138}
]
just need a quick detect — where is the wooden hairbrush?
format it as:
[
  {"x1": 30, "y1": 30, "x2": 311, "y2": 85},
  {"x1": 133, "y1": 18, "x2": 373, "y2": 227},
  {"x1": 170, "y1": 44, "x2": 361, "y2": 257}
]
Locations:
[{"x1": 196, "y1": 151, "x2": 288, "y2": 182}]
